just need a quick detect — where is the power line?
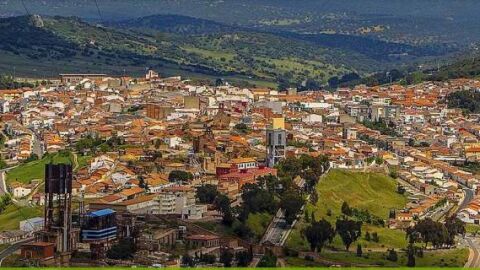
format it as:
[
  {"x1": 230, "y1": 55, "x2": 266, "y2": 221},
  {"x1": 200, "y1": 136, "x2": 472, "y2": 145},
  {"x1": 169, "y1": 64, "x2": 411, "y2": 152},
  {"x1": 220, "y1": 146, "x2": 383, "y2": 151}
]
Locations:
[
  {"x1": 20, "y1": 0, "x2": 30, "y2": 16},
  {"x1": 93, "y1": 0, "x2": 103, "y2": 22}
]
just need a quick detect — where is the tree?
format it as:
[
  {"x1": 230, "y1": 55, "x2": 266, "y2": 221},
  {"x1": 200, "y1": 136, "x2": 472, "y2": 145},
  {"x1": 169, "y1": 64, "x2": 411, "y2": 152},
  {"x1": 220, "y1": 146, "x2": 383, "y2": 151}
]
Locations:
[
  {"x1": 220, "y1": 249, "x2": 234, "y2": 267},
  {"x1": 328, "y1": 76, "x2": 339, "y2": 88},
  {"x1": 138, "y1": 175, "x2": 150, "y2": 192},
  {"x1": 24, "y1": 153, "x2": 39, "y2": 163},
  {"x1": 196, "y1": 184, "x2": 219, "y2": 204},
  {"x1": 154, "y1": 139, "x2": 161, "y2": 149},
  {"x1": 406, "y1": 243, "x2": 416, "y2": 267},
  {"x1": 182, "y1": 254, "x2": 195, "y2": 267},
  {"x1": 407, "y1": 218, "x2": 448, "y2": 249},
  {"x1": 304, "y1": 219, "x2": 335, "y2": 253},
  {"x1": 200, "y1": 253, "x2": 216, "y2": 264},
  {"x1": 215, "y1": 78, "x2": 224, "y2": 87},
  {"x1": 365, "y1": 231, "x2": 371, "y2": 241},
  {"x1": 168, "y1": 170, "x2": 193, "y2": 183},
  {"x1": 257, "y1": 250, "x2": 277, "y2": 267},
  {"x1": 214, "y1": 194, "x2": 234, "y2": 225},
  {"x1": 445, "y1": 216, "x2": 466, "y2": 247},
  {"x1": 341, "y1": 201, "x2": 352, "y2": 216},
  {"x1": 235, "y1": 250, "x2": 252, "y2": 267},
  {"x1": 371, "y1": 232, "x2": 380, "y2": 243},
  {"x1": 375, "y1": 157, "x2": 384, "y2": 165},
  {"x1": 241, "y1": 183, "x2": 277, "y2": 216},
  {"x1": 386, "y1": 249, "x2": 398, "y2": 262},
  {"x1": 107, "y1": 239, "x2": 136, "y2": 259},
  {"x1": 233, "y1": 222, "x2": 253, "y2": 239},
  {"x1": 280, "y1": 191, "x2": 304, "y2": 225},
  {"x1": 257, "y1": 175, "x2": 279, "y2": 193},
  {"x1": 336, "y1": 218, "x2": 362, "y2": 251},
  {"x1": 389, "y1": 168, "x2": 398, "y2": 179},
  {"x1": 356, "y1": 244, "x2": 363, "y2": 257},
  {"x1": 234, "y1": 123, "x2": 249, "y2": 134}
]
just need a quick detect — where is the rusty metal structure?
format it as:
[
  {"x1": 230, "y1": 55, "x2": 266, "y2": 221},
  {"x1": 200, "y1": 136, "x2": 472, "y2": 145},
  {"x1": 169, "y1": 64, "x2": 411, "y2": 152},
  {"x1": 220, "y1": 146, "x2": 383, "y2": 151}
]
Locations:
[{"x1": 36, "y1": 164, "x2": 79, "y2": 264}]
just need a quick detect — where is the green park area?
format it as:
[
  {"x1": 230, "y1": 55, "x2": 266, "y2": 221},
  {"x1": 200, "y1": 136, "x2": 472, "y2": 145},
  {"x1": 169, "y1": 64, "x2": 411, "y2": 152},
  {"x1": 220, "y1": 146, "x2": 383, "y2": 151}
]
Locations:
[
  {"x1": 6, "y1": 152, "x2": 74, "y2": 184},
  {"x1": 285, "y1": 169, "x2": 469, "y2": 267}
]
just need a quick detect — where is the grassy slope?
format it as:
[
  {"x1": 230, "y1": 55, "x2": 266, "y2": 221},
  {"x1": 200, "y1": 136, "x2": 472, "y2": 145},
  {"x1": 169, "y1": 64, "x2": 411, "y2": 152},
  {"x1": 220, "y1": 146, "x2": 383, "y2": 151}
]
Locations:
[
  {"x1": 246, "y1": 212, "x2": 273, "y2": 241},
  {"x1": 287, "y1": 169, "x2": 408, "y2": 251},
  {"x1": 0, "y1": 204, "x2": 43, "y2": 231},
  {"x1": 6, "y1": 153, "x2": 72, "y2": 184},
  {"x1": 310, "y1": 248, "x2": 469, "y2": 267},
  {"x1": 285, "y1": 169, "x2": 468, "y2": 267}
]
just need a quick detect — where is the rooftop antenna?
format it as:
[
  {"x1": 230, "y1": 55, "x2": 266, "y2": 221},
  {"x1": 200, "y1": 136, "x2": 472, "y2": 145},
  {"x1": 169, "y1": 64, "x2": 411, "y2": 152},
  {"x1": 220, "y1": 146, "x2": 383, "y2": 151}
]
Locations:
[{"x1": 21, "y1": 0, "x2": 30, "y2": 16}]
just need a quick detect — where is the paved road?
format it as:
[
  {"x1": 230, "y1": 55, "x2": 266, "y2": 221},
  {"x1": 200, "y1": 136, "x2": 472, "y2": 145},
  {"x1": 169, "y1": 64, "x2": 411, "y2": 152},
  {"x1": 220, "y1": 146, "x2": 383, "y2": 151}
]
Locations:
[
  {"x1": 464, "y1": 237, "x2": 480, "y2": 268},
  {"x1": 459, "y1": 188, "x2": 475, "y2": 212},
  {"x1": 261, "y1": 209, "x2": 287, "y2": 245},
  {"x1": 0, "y1": 237, "x2": 34, "y2": 266}
]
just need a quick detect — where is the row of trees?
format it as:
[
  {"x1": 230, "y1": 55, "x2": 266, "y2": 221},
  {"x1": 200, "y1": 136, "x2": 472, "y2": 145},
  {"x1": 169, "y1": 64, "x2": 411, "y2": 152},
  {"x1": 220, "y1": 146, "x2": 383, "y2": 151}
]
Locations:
[
  {"x1": 0, "y1": 75, "x2": 33, "y2": 89},
  {"x1": 304, "y1": 217, "x2": 362, "y2": 252},
  {"x1": 406, "y1": 216, "x2": 465, "y2": 249},
  {"x1": 181, "y1": 249, "x2": 253, "y2": 267},
  {"x1": 341, "y1": 202, "x2": 385, "y2": 227},
  {"x1": 403, "y1": 216, "x2": 465, "y2": 267}
]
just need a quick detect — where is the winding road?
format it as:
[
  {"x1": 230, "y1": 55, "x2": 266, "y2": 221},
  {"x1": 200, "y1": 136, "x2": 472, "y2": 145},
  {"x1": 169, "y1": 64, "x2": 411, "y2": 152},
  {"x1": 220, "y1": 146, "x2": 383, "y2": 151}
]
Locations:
[
  {"x1": 464, "y1": 237, "x2": 480, "y2": 268},
  {"x1": 0, "y1": 237, "x2": 34, "y2": 266}
]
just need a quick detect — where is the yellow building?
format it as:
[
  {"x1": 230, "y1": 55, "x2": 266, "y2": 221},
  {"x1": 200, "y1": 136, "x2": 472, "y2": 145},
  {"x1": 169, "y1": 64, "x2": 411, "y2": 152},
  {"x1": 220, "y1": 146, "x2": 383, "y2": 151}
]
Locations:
[{"x1": 272, "y1": 117, "x2": 285, "y2": 129}]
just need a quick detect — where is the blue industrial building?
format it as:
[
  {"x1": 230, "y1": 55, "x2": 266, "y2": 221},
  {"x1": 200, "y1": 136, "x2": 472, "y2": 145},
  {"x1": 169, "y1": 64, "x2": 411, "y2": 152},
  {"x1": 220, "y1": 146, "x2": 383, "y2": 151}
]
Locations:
[{"x1": 81, "y1": 208, "x2": 117, "y2": 242}]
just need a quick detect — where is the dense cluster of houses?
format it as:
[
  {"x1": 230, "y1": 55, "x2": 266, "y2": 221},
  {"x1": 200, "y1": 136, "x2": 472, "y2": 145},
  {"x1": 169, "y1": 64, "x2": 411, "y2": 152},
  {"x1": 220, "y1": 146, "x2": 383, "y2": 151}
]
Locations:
[{"x1": 2, "y1": 71, "x2": 480, "y2": 263}]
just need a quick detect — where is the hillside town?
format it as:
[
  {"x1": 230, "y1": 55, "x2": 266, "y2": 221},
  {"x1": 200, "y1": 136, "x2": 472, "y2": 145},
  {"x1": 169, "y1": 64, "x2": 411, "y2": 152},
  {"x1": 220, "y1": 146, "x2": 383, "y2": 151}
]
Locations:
[{"x1": 0, "y1": 71, "x2": 480, "y2": 267}]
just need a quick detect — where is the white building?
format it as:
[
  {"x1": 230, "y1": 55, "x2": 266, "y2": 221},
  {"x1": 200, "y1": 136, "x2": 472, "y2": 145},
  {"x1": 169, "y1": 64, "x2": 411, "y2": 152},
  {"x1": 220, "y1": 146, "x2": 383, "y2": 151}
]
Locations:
[
  {"x1": 11, "y1": 185, "x2": 32, "y2": 198},
  {"x1": 19, "y1": 217, "x2": 44, "y2": 232},
  {"x1": 154, "y1": 186, "x2": 206, "y2": 220}
]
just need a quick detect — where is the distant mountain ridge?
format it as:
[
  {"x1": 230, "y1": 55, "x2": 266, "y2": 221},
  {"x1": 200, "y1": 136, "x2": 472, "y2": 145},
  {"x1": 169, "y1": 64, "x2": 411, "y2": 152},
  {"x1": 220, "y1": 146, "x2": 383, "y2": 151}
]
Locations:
[
  {"x1": 0, "y1": 14, "x2": 476, "y2": 89},
  {"x1": 0, "y1": 15, "x2": 357, "y2": 87},
  {"x1": 109, "y1": 14, "x2": 242, "y2": 35}
]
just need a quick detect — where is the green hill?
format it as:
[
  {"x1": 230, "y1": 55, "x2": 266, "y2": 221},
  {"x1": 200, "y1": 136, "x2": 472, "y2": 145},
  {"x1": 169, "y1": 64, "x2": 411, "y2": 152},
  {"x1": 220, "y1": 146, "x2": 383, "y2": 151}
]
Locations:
[
  {"x1": 0, "y1": 15, "x2": 359, "y2": 88},
  {"x1": 310, "y1": 170, "x2": 407, "y2": 219},
  {"x1": 287, "y1": 169, "x2": 408, "y2": 251}
]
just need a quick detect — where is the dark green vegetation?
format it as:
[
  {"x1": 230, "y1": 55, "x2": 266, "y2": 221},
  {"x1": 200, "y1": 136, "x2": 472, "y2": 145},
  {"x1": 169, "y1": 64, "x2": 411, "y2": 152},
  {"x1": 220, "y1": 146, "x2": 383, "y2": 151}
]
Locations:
[
  {"x1": 0, "y1": 75, "x2": 33, "y2": 89},
  {"x1": 107, "y1": 239, "x2": 136, "y2": 260},
  {"x1": 168, "y1": 170, "x2": 194, "y2": 183},
  {"x1": 336, "y1": 56, "x2": 480, "y2": 88},
  {"x1": 406, "y1": 216, "x2": 466, "y2": 249},
  {"x1": 193, "y1": 154, "x2": 329, "y2": 243},
  {"x1": 446, "y1": 89, "x2": 480, "y2": 113},
  {"x1": 4, "y1": 0, "x2": 480, "y2": 47},
  {"x1": 461, "y1": 161, "x2": 480, "y2": 175},
  {"x1": 0, "y1": 15, "x2": 355, "y2": 88},
  {"x1": 362, "y1": 119, "x2": 399, "y2": 137},
  {"x1": 1, "y1": 11, "x2": 474, "y2": 89}
]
